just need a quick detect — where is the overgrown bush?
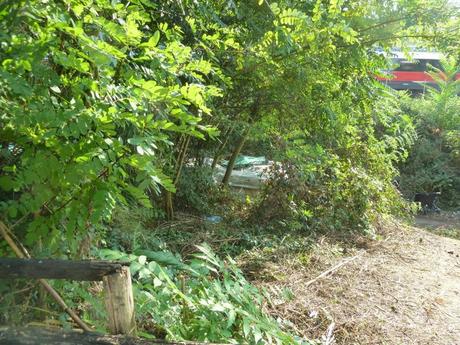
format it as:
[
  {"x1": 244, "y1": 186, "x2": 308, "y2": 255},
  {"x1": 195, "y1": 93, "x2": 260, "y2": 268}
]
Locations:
[
  {"x1": 399, "y1": 60, "x2": 460, "y2": 209},
  {"x1": 175, "y1": 166, "x2": 219, "y2": 214},
  {"x1": 251, "y1": 91, "x2": 415, "y2": 234}
]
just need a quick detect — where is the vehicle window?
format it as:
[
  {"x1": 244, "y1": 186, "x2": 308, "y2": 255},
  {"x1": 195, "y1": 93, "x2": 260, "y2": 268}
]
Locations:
[
  {"x1": 393, "y1": 59, "x2": 425, "y2": 72},
  {"x1": 425, "y1": 59, "x2": 443, "y2": 71}
]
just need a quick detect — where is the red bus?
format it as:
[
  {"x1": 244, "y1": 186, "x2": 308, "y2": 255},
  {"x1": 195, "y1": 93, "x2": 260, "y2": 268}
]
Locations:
[{"x1": 376, "y1": 51, "x2": 460, "y2": 93}]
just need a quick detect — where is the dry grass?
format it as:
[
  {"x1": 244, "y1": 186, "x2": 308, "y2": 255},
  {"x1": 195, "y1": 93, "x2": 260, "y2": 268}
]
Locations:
[{"x1": 251, "y1": 219, "x2": 460, "y2": 344}]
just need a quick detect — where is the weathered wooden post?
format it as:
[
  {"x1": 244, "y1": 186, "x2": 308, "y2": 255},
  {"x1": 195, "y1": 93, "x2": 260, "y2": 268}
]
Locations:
[{"x1": 103, "y1": 266, "x2": 136, "y2": 335}]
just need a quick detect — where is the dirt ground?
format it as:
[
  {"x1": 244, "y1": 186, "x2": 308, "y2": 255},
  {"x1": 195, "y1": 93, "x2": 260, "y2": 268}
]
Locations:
[{"x1": 260, "y1": 218, "x2": 460, "y2": 344}]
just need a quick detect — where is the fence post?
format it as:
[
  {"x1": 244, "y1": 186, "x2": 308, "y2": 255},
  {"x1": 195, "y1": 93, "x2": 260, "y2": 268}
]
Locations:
[{"x1": 103, "y1": 266, "x2": 136, "y2": 335}]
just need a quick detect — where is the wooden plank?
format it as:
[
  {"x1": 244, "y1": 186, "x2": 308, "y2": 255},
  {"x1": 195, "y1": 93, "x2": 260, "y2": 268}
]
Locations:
[
  {"x1": 0, "y1": 327, "x2": 228, "y2": 345},
  {"x1": 103, "y1": 266, "x2": 136, "y2": 335},
  {"x1": 0, "y1": 258, "x2": 130, "y2": 281}
]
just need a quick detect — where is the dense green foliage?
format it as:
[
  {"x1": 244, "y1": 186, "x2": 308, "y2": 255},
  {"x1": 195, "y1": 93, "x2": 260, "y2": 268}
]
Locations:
[
  {"x1": 250, "y1": 90, "x2": 417, "y2": 233},
  {"x1": 0, "y1": 0, "x2": 224, "y2": 255},
  {"x1": 1, "y1": 0, "x2": 459, "y2": 343},
  {"x1": 399, "y1": 60, "x2": 460, "y2": 208}
]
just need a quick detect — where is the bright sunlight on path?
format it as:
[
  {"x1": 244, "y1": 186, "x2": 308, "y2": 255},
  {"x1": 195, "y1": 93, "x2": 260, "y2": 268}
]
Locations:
[{"x1": 263, "y1": 221, "x2": 460, "y2": 344}]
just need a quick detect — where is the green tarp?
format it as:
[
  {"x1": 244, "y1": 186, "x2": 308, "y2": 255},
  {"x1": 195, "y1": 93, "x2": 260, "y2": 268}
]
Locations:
[{"x1": 221, "y1": 156, "x2": 267, "y2": 169}]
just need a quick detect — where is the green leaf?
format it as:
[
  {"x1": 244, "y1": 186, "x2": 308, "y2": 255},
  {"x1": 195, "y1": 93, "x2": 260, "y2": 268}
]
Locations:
[
  {"x1": 227, "y1": 309, "x2": 236, "y2": 328},
  {"x1": 50, "y1": 86, "x2": 61, "y2": 93},
  {"x1": 138, "y1": 255, "x2": 147, "y2": 265},
  {"x1": 7, "y1": 205, "x2": 18, "y2": 218},
  {"x1": 153, "y1": 277, "x2": 163, "y2": 287},
  {"x1": 134, "y1": 250, "x2": 183, "y2": 267},
  {"x1": 98, "y1": 249, "x2": 125, "y2": 260},
  {"x1": 130, "y1": 261, "x2": 143, "y2": 275},
  {"x1": 242, "y1": 317, "x2": 251, "y2": 337},
  {"x1": 0, "y1": 176, "x2": 14, "y2": 191},
  {"x1": 126, "y1": 184, "x2": 152, "y2": 208},
  {"x1": 143, "y1": 30, "x2": 160, "y2": 48}
]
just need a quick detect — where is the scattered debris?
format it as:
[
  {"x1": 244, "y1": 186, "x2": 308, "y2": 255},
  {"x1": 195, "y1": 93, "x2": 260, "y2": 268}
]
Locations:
[{"x1": 204, "y1": 215, "x2": 223, "y2": 224}]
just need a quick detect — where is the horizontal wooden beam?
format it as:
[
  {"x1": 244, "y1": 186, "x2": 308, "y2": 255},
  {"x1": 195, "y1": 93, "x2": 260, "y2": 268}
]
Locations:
[
  {"x1": 0, "y1": 327, "x2": 228, "y2": 345},
  {"x1": 0, "y1": 258, "x2": 130, "y2": 281}
]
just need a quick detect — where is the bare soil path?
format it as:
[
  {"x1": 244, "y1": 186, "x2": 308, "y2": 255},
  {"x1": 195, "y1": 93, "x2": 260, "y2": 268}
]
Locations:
[{"x1": 261, "y1": 220, "x2": 460, "y2": 344}]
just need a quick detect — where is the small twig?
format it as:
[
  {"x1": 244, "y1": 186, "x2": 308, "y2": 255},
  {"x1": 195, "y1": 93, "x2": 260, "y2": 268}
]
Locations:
[
  {"x1": 323, "y1": 321, "x2": 335, "y2": 345},
  {"x1": 296, "y1": 251, "x2": 365, "y2": 287},
  {"x1": 374, "y1": 304, "x2": 387, "y2": 313},
  {"x1": 28, "y1": 306, "x2": 61, "y2": 316},
  {"x1": 209, "y1": 237, "x2": 242, "y2": 243},
  {"x1": 1, "y1": 284, "x2": 34, "y2": 297}
]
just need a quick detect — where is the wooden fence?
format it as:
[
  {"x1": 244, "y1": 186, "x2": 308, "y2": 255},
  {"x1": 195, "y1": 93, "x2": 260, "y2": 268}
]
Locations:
[{"x1": 0, "y1": 258, "x2": 135, "y2": 335}]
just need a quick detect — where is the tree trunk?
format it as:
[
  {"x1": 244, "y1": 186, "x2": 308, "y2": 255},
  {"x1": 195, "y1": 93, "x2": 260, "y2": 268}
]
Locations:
[
  {"x1": 174, "y1": 136, "x2": 190, "y2": 186},
  {"x1": 221, "y1": 127, "x2": 249, "y2": 186},
  {"x1": 164, "y1": 135, "x2": 190, "y2": 220},
  {"x1": 164, "y1": 191, "x2": 174, "y2": 220},
  {"x1": 211, "y1": 126, "x2": 233, "y2": 170}
]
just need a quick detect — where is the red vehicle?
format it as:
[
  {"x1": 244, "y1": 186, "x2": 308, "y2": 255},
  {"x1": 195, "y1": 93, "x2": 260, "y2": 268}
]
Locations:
[{"x1": 376, "y1": 51, "x2": 460, "y2": 93}]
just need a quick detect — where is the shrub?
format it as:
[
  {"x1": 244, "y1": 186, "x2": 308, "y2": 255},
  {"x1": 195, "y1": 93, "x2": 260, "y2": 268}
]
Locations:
[
  {"x1": 175, "y1": 166, "x2": 219, "y2": 214},
  {"x1": 250, "y1": 91, "x2": 416, "y2": 234},
  {"x1": 98, "y1": 245, "x2": 312, "y2": 344}
]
